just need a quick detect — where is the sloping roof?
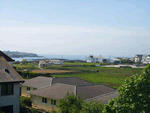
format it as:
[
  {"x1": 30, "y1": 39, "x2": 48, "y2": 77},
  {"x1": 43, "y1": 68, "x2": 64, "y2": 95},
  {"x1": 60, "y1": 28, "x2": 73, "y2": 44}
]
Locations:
[
  {"x1": 0, "y1": 51, "x2": 14, "y2": 62},
  {"x1": 29, "y1": 83, "x2": 76, "y2": 100},
  {"x1": 86, "y1": 91, "x2": 118, "y2": 104},
  {"x1": 76, "y1": 84, "x2": 116, "y2": 100},
  {"x1": 52, "y1": 77, "x2": 93, "y2": 86},
  {"x1": 0, "y1": 57, "x2": 24, "y2": 83},
  {"x1": 22, "y1": 76, "x2": 52, "y2": 88}
]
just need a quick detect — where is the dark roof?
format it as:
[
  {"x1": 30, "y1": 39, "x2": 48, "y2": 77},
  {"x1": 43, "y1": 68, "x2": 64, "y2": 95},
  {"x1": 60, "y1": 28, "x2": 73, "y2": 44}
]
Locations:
[
  {"x1": 52, "y1": 77, "x2": 93, "y2": 86},
  {"x1": 0, "y1": 57, "x2": 24, "y2": 83},
  {"x1": 29, "y1": 83, "x2": 76, "y2": 100},
  {"x1": 76, "y1": 84, "x2": 116, "y2": 100},
  {"x1": 86, "y1": 91, "x2": 118, "y2": 104},
  {"x1": 29, "y1": 83, "x2": 117, "y2": 102},
  {"x1": 0, "y1": 51, "x2": 14, "y2": 62},
  {"x1": 22, "y1": 76, "x2": 52, "y2": 88}
]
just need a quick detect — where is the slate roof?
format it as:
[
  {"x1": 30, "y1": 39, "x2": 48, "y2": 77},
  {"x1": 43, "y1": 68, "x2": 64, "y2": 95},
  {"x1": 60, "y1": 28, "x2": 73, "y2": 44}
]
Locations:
[
  {"x1": 29, "y1": 83, "x2": 117, "y2": 102},
  {"x1": 52, "y1": 77, "x2": 93, "y2": 86},
  {"x1": 29, "y1": 83, "x2": 76, "y2": 100},
  {"x1": 0, "y1": 57, "x2": 24, "y2": 83},
  {"x1": 0, "y1": 51, "x2": 14, "y2": 62},
  {"x1": 86, "y1": 91, "x2": 118, "y2": 104},
  {"x1": 22, "y1": 76, "x2": 93, "y2": 88},
  {"x1": 22, "y1": 76, "x2": 53, "y2": 88},
  {"x1": 76, "y1": 84, "x2": 116, "y2": 100}
]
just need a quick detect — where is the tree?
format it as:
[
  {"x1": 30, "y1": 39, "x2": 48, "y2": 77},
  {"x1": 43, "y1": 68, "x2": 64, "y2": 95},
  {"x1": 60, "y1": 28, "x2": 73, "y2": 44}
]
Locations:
[
  {"x1": 58, "y1": 92, "x2": 84, "y2": 113},
  {"x1": 104, "y1": 64, "x2": 150, "y2": 113},
  {"x1": 103, "y1": 59, "x2": 107, "y2": 63},
  {"x1": 81, "y1": 100, "x2": 104, "y2": 113}
]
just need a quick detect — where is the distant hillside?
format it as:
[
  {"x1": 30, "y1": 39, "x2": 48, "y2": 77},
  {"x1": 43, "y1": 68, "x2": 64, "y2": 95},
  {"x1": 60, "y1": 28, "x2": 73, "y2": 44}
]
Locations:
[{"x1": 3, "y1": 51, "x2": 41, "y2": 58}]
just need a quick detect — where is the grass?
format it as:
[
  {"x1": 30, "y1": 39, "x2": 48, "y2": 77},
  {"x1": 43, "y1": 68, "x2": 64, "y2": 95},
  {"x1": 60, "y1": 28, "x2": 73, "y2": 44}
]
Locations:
[
  {"x1": 53, "y1": 67, "x2": 143, "y2": 88},
  {"x1": 14, "y1": 62, "x2": 144, "y2": 89}
]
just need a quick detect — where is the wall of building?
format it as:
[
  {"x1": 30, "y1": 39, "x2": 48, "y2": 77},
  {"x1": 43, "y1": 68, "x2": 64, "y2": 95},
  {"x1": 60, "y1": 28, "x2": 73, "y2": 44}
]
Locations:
[
  {"x1": 21, "y1": 86, "x2": 36, "y2": 97},
  {"x1": 31, "y1": 95, "x2": 59, "y2": 112},
  {"x1": 8, "y1": 62, "x2": 13, "y2": 66},
  {"x1": 0, "y1": 83, "x2": 20, "y2": 113}
]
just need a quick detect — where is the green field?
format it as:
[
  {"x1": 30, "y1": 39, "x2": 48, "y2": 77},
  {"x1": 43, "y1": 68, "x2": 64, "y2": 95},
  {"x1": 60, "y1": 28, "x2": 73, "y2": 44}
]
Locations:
[
  {"x1": 52, "y1": 67, "x2": 143, "y2": 88},
  {"x1": 13, "y1": 62, "x2": 144, "y2": 89}
]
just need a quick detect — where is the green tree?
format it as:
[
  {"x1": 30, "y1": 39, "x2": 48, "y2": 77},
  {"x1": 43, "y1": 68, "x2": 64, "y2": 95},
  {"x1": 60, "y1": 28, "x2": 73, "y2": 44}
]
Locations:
[
  {"x1": 58, "y1": 92, "x2": 84, "y2": 113},
  {"x1": 104, "y1": 64, "x2": 150, "y2": 113},
  {"x1": 81, "y1": 100, "x2": 104, "y2": 113}
]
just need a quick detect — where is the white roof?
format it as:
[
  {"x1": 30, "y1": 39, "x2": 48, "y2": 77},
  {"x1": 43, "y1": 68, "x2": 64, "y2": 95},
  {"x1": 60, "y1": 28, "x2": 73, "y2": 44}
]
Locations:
[{"x1": 110, "y1": 58, "x2": 121, "y2": 61}]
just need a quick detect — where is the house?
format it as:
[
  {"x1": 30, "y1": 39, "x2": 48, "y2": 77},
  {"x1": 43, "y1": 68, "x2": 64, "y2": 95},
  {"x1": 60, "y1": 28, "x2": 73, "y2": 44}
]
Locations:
[
  {"x1": 21, "y1": 76, "x2": 118, "y2": 111},
  {"x1": 107, "y1": 58, "x2": 121, "y2": 64},
  {"x1": 21, "y1": 76, "x2": 53, "y2": 97},
  {"x1": 141, "y1": 54, "x2": 150, "y2": 64},
  {"x1": 0, "y1": 50, "x2": 15, "y2": 66},
  {"x1": 38, "y1": 60, "x2": 51, "y2": 68},
  {"x1": 0, "y1": 56, "x2": 24, "y2": 113},
  {"x1": 21, "y1": 76, "x2": 93, "y2": 97},
  {"x1": 29, "y1": 83, "x2": 118, "y2": 111},
  {"x1": 49, "y1": 59, "x2": 64, "y2": 65},
  {"x1": 134, "y1": 54, "x2": 143, "y2": 63},
  {"x1": 87, "y1": 55, "x2": 103, "y2": 63}
]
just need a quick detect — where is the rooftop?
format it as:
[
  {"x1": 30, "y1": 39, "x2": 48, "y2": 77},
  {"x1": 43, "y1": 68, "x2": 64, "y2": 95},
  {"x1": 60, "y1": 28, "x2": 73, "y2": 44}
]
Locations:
[{"x1": 0, "y1": 56, "x2": 24, "y2": 83}]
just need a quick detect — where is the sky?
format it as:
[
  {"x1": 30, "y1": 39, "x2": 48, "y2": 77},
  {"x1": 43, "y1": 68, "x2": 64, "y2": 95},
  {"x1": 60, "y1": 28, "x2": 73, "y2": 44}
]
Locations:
[{"x1": 0, "y1": 0, "x2": 150, "y2": 57}]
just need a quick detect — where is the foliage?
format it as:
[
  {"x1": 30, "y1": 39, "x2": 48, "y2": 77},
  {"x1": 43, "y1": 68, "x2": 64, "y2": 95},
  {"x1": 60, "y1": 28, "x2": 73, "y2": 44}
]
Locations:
[
  {"x1": 81, "y1": 100, "x2": 104, "y2": 113},
  {"x1": 20, "y1": 96, "x2": 32, "y2": 107},
  {"x1": 58, "y1": 92, "x2": 84, "y2": 113},
  {"x1": 104, "y1": 64, "x2": 150, "y2": 113}
]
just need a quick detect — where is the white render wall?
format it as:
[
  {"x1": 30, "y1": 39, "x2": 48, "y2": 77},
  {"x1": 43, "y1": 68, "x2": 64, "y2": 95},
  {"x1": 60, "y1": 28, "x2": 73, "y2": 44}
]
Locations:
[{"x1": 0, "y1": 83, "x2": 20, "y2": 113}]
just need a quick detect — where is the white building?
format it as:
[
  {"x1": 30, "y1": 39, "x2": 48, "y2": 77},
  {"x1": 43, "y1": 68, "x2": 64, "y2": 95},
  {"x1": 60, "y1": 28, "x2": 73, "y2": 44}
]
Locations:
[
  {"x1": 141, "y1": 55, "x2": 150, "y2": 64},
  {"x1": 38, "y1": 60, "x2": 51, "y2": 68},
  {"x1": 87, "y1": 55, "x2": 103, "y2": 63},
  {"x1": 135, "y1": 54, "x2": 143, "y2": 63},
  {"x1": 107, "y1": 58, "x2": 121, "y2": 64},
  {"x1": 49, "y1": 60, "x2": 64, "y2": 64},
  {"x1": 0, "y1": 56, "x2": 24, "y2": 113}
]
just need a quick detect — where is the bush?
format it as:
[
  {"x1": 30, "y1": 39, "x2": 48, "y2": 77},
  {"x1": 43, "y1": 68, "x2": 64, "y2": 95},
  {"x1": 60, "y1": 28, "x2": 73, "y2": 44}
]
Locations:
[
  {"x1": 104, "y1": 64, "x2": 150, "y2": 113},
  {"x1": 20, "y1": 96, "x2": 32, "y2": 107},
  {"x1": 81, "y1": 100, "x2": 104, "y2": 113},
  {"x1": 58, "y1": 92, "x2": 84, "y2": 113}
]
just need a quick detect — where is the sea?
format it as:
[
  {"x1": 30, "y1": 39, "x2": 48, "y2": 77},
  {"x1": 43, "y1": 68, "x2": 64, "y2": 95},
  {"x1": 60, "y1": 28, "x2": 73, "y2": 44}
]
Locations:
[{"x1": 12, "y1": 54, "x2": 118, "y2": 62}]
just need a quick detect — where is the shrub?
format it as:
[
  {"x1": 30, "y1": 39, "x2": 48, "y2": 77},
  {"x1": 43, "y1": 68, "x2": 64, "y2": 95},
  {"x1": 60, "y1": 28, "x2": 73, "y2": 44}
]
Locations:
[
  {"x1": 81, "y1": 100, "x2": 104, "y2": 113},
  {"x1": 20, "y1": 96, "x2": 32, "y2": 107},
  {"x1": 104, "y1": 64, "x2": 150, "y2": 113},
  {"x1": 58, "y1": 92, "x2": 84, "y2": 113}
]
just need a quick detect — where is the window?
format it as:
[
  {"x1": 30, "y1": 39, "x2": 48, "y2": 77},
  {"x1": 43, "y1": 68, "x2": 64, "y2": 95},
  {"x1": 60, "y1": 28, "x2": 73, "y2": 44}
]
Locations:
[
  {"x1": 51, "y1": 99, "x2": 56, "y2": 105},
  {"x1": 0, "y1": 105, "x2": 13, "y2": 113},
  {"x1": 27, "y1": 87, "x2": 30, "y2": 91},
  {"x1": 1, "y1": 83, "x2": 13, "y2": 95},
  {"x1": 42, "y1": 97, "x2": 47, "y2": 103},
  {"x1": 33, "y1": 88, "x2": 37, "y2": 90}
]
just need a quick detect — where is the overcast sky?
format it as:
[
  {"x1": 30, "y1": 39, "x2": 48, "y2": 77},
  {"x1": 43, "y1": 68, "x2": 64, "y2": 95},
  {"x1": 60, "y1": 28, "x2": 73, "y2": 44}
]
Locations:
[{"x1": 0, "y1": 0, "x2": 150, "y2": 57}]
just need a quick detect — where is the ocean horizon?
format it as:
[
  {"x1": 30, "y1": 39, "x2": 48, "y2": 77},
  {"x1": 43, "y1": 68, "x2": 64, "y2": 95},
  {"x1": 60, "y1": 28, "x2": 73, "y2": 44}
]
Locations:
[{"x1": 12, "y1": 54, "x2": 132, "y2": 61}]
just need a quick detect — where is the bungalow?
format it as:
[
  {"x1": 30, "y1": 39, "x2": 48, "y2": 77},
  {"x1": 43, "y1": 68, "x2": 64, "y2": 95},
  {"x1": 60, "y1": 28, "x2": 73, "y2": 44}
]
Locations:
[
  {"x1": 21, "y1": 76, "x2": 93, "y2": 97},
  {"x1": 87, "y1": 55, "x2": 104, "y2": 63},
  {"x1": 29, "y1": 83, "x2": 118, "y2": 111},
  {"x1": 0, "y1": 56, "x2": 24, "y2": 113},
  {"x1": 49, "y1": 60, "x2": 64, "y2": 65},
  {"x1": 0, "y1": 50, "x2": 15, "y2": 66}
]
